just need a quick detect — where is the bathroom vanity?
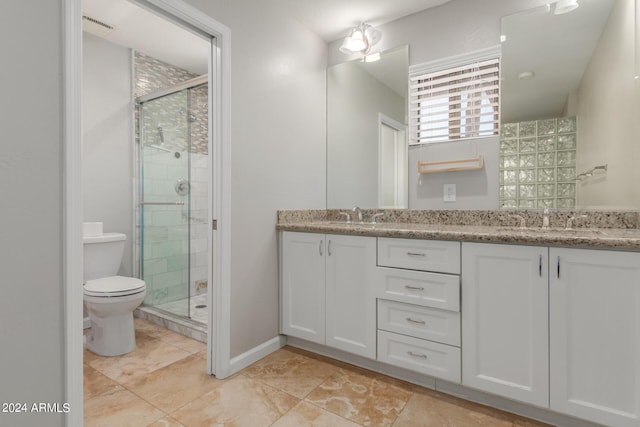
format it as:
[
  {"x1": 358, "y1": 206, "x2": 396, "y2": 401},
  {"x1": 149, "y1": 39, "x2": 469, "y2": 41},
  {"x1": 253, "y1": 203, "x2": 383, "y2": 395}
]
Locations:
[{"x1": 277, "y1": 210, "x2": 640, "y2": 427}]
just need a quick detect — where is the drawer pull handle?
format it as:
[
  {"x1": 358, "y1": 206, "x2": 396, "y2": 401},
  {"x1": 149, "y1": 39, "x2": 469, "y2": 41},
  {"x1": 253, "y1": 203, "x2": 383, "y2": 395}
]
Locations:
[
  {"x1": 407, "y1": 351, "x2": 428, "y2": 359},
  {"x1": 404, "y1": 285, "x2": 425, "y2": 291},
  {"x1": 407, "y1": 252, "x2": 426, "y2": 257},
  {"x1": 406, "y1": 317, "x2": 426, "y2": 325}
]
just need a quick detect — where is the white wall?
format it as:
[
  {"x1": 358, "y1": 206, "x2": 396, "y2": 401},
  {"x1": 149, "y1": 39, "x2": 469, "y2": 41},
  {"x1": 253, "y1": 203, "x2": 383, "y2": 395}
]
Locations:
[
  {"x1": 83, "y1": 33, "x2": 134, "y2": 275},
  {"x1": 186, "y1": 0, "x2": 327, "y2": 358},
  {"x1": 0, "y1": 1, "x2": 65, "y2": 426},
  {"x1": 572, "y1": 0, "x2": 640, "y2": 209},
  {"x1": 327, "y1": 61, "x2": 405, "y2": 208}
]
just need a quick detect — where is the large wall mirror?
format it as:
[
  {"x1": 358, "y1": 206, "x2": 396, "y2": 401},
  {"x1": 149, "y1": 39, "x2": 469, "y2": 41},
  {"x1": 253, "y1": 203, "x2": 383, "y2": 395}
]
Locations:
[
  {"x1": 326, "y1": 0, "x2": 638, "y2": 211},
  {"x1": 327, "y1": 45, "x2": 409, "y2": 209},
  {"x1": 500, "y1": 0, "x2": 640, "y2": 210}
]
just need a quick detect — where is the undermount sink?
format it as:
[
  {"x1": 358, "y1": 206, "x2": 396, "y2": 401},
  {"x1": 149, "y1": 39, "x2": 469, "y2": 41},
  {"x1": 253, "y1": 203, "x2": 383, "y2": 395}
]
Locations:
[{"x1": 497, "y1": 227, "x2": 605, "y2": 235}]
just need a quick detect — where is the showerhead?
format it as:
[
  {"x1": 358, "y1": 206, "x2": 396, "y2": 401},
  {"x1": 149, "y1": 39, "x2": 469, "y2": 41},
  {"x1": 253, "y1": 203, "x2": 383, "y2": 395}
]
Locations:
[{"x1": 157, "y1": 126, "x2": 164, "y2": 143}]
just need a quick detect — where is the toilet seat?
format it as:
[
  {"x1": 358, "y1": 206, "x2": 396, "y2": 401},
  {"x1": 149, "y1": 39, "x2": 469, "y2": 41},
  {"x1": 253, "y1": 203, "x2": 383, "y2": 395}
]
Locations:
[{"x1": 84, "y1": 276, "x2": 146, "y2": 298}]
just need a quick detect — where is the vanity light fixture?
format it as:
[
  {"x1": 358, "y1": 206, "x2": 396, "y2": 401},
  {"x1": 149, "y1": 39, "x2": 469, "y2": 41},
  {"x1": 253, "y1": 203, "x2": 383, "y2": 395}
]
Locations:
[
  {"x1": 339, "y1": 23, "x2": 382, "y2": 56},
  {"x1": 553, "y1": 0, "x2": 579, "y2": 15}
]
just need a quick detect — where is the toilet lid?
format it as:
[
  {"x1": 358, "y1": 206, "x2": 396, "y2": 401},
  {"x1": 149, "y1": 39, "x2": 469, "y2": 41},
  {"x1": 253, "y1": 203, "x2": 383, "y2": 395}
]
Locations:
[{"x1": 84, "y1": 276, "x2": 146, "y2": 297}]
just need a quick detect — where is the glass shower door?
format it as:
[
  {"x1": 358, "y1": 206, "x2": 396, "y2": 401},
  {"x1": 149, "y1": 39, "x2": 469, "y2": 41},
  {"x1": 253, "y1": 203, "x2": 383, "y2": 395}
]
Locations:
[{"x1": 140, "y1": 90, "x2": 191, "y2": 318}]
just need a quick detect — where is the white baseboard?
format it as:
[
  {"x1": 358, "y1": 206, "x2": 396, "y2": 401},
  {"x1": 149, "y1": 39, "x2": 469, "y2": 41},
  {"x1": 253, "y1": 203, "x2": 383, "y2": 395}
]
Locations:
[{"x1": 228, "y1": 335, "x2": 286, "y2": 375}]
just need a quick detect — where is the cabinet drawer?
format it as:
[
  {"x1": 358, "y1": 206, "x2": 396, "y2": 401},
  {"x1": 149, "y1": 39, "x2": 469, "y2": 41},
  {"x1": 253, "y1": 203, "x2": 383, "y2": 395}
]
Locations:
[
  {"x1": 378, "y1": 238, "x2": 460, "y2": 274},
  {"x1": 378, "y1": 300, "x2": 460, "y2": 346},
  {"x1": 377, "y1": 330, "x2": 461, "y2": 383},
  {"x1": 375, "y1": 267, "x2": 460, "y2": 311}
]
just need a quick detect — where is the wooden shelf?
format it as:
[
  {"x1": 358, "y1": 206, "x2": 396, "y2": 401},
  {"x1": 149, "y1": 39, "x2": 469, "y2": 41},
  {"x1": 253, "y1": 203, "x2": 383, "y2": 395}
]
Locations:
[{"x1": 418, "y1": 156, "x2": 484, "y2": 174}]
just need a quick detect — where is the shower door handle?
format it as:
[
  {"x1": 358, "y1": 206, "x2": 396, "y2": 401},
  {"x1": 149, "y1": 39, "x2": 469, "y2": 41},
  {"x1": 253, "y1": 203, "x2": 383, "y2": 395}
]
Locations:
[{"x1": 140, "y1": 201, "x2": 185, "y2": 206}]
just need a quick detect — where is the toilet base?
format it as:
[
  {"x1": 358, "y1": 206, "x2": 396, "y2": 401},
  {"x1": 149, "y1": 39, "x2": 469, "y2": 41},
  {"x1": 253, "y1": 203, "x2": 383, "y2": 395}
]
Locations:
[{"x1": 86, "y1": 312, "x2": 136, "y2": 356}]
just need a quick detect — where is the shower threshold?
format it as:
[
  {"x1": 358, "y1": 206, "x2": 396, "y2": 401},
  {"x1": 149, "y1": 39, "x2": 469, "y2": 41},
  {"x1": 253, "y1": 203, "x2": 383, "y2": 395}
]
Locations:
[{"x1": 135, "y1": 303, "x2": 207, "y2": 343}]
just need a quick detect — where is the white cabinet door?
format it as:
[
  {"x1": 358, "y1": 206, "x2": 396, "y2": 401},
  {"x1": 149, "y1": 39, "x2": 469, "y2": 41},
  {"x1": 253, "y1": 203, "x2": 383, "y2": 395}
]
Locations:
[
  {"x1": 550, "y1": 248, "x2": 640, "y2": 427},
  {"x1": 326, "y1": 234, "x2": 377, "y2": 359},
  {"x1": 281, "y1": 232, "x2": 326, "y2": 344},
  {"x1": 462, "y1": 242, "x2": 549, "y2": 407}
]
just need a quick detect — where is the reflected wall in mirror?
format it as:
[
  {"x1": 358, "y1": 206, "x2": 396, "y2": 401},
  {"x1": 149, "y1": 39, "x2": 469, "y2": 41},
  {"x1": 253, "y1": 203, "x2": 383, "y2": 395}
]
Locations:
[
  {"x1": 500, "y1": 0, "x2": 640, "y2": 210},
  {"x1": 327, "y1": 45, "x2": 409, "y2": 209}
]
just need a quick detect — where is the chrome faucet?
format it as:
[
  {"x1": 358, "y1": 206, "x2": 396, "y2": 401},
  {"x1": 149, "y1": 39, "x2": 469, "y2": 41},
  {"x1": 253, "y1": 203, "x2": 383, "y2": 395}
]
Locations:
[
  {"x1": 339, "y1": 212, "x2": 352, "y2": 223},
  {"x1": 542, "y1": 208, "x2": 551, "y2": 229},
  {"x1": 352, "y1": 206, "x2": 364, "y2": 223},
  {"x1": 566, "y1": 214, "x2": 587, "y2": 230},
  {"x1": 370, "y1": 212, "x2": 385, "y2": 224}
]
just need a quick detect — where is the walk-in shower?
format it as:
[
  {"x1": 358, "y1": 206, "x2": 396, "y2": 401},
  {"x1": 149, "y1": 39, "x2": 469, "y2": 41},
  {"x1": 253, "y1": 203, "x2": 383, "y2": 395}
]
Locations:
[{"x1": 136, "y1": 74, "x2": 209, "y2": 325}]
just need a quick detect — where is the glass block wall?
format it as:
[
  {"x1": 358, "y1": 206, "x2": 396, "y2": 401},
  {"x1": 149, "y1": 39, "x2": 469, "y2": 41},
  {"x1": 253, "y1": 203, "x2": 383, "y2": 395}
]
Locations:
[{"x1": 499, "y1": 117, "x2": 577, "y2": 209}]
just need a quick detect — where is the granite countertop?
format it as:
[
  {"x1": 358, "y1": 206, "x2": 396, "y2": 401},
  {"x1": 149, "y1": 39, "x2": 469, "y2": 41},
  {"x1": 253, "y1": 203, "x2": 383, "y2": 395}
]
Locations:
[{"x1": 276, "y1": 221, "x2": 640, "y2": 251}]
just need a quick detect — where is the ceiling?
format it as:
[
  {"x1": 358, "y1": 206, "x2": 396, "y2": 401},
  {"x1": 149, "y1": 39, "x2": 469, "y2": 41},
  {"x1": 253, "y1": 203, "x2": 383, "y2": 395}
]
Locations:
[
  {"x1": 82, "y1": 0, "x2": 210, "y2": 74},
  {"x1": 274, "y1": 0, "x2": 452, "y2": 42},
  {"x1": 82, "y1": 0, "x2": 451, "y2": 74},
  {"x1": 501, "y1": 0, "x2": 614, "y2": 123}
]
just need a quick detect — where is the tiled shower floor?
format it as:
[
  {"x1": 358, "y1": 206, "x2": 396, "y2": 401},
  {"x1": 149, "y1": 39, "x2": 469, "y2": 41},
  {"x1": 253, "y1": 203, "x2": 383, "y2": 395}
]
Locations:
[{"x1": 155, "y1": 293, "x2": 208, "y2": 324}]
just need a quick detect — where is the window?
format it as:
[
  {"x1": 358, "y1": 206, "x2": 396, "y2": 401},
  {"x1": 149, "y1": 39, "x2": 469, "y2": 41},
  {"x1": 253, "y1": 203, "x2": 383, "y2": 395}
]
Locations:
[{"x1": 409, "y1": 56, "x2": 500, "y2": 145}]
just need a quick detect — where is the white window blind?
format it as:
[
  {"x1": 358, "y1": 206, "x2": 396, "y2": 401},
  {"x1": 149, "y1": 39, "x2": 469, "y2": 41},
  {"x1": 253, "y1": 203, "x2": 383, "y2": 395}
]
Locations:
[{"x1": 409, "y1": 57, "x2": 500, "y2": 145}]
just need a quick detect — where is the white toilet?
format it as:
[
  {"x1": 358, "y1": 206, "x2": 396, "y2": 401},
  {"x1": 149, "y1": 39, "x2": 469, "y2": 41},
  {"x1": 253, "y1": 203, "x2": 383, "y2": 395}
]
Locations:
[{"x1": 83, "y1": 223, "x2": 146, "y2": 356}]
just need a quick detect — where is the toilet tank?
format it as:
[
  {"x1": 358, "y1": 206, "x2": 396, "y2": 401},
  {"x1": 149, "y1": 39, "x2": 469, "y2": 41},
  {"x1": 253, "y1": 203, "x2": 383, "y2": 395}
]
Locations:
[{"x1": 83, "y1": 233, "x2": 127, "y2": 282}]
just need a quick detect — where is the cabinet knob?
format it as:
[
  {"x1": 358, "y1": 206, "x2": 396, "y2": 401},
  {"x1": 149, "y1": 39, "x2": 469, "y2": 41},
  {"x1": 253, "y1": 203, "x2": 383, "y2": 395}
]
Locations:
[
  {"x1": 319, "y1": 240, "x2": 323, "y2": 256},
  {"x1": 406, "y1": 317, "x2": 426, "y2": 325},
  {"x1": 404, "y1": 285, "x2": 425, "y2": 291}
]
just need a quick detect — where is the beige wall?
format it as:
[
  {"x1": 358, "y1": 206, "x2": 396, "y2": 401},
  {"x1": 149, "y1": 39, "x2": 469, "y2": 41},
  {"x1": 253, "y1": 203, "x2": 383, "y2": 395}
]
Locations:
[
  {"x1": 185, "y1": 0, "x2": 328, "y2": 358},
  {"x1": 327, "y1": 61, "x2": 405, "y2": 208},
  {"x1": 572, "y1": 0, "x2": 640, "y2": 209},
  {"x1": 0, "y1": 1, "x2": 66, "y2": 426},
  {"x1": 83, "y1": 33, "x2": 134, "y2": 276}
]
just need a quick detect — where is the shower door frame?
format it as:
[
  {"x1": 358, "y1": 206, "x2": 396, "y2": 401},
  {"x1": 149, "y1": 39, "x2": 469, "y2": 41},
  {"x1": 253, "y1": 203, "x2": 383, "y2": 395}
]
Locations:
[
  {"x1": 137, "y1": 77, "x2": 206, "y2": 320},
  {"x1": 63, "y1": 1, "x2": 232, "y2": 424}
]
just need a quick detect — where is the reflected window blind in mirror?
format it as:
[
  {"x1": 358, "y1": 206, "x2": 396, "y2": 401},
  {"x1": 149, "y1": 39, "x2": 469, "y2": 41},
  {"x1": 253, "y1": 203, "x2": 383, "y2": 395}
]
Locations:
[{"x1": 409, "y1": 57, "x2": 500, "y2": 145}]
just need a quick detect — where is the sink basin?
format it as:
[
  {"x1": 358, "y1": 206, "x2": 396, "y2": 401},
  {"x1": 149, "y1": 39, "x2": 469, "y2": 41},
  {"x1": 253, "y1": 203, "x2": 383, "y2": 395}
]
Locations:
[{"x1": 497, "y1": 227, "x2": 605, "y2": 235}]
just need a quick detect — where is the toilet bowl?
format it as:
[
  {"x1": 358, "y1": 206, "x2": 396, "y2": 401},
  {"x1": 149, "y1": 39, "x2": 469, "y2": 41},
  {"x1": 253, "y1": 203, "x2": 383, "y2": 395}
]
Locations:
[
  {"x1": 83, "y1": 225, "x2": 146, "y2": 357},
  {"x1": 84, "y1": 276, "x2": 146, "y2": 356}
]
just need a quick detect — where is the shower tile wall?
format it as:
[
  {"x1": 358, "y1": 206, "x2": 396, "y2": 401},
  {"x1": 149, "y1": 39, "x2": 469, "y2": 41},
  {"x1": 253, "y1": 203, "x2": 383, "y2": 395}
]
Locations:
[
  {"x1": 135, "y1": 52, "x2": 209, "y2": 309},
  {"x1": 499, "y1": 117, "x2": 577, "y2": 209}
]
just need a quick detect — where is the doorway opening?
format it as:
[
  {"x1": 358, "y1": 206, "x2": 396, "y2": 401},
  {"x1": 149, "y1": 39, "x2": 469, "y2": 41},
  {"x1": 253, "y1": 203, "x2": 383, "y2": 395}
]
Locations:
[{"x1": 65, "y1": 0, "x2": 232, "y2": 422}]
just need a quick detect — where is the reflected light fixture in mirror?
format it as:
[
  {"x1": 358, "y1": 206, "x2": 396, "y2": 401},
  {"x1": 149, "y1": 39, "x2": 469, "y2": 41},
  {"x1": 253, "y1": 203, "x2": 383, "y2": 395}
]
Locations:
[
  {"x1": 554, "y1": 0, "x2": 579, "y2": 15},
  {"x1": 339, "y1": 23, "x2": 382, "y2": 59}
]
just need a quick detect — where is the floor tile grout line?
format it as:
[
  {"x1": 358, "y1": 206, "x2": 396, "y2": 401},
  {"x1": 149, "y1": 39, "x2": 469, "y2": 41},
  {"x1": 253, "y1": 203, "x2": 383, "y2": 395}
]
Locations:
[
  {"x1": 301, "y1": 399, "x2": 367, "y2": 426},
  {"x1": 118, "y1": 353, "x2": 222, "y2": 417}
]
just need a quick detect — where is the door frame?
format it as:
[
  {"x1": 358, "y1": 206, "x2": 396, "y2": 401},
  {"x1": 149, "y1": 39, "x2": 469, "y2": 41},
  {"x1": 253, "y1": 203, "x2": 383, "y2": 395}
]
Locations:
[
  {"x1": 63, "y1": 1, "x2": 232, "y2": 425},
  {"x1": 377, "y1": 113, "x2": 407, "y2": 208}
]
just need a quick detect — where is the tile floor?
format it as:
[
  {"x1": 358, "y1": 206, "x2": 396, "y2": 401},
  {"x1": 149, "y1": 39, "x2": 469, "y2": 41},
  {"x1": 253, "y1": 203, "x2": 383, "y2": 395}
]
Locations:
[{"x1": 84, "y1": 319, "x2": 552, "y2": 426}]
